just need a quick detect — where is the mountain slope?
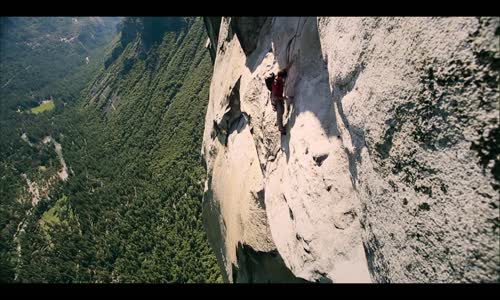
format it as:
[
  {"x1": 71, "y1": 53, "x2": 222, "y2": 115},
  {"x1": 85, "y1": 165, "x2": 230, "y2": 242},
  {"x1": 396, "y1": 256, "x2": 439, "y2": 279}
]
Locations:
[{"x1": 9, "y1": 17, "x2": 221, "y2": 283}]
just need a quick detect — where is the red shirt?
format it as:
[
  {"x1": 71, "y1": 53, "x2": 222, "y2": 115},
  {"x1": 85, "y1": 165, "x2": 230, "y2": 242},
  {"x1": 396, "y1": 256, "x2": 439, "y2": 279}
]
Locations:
[{"x1": 272, "y1": 78, "x2": 284, "y2": 97}]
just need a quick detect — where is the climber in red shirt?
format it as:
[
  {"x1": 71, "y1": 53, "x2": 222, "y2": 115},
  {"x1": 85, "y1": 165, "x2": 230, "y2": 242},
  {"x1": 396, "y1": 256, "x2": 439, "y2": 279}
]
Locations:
[{"x1": 272, "y1": 69, "x2": 288, "y2": 135}]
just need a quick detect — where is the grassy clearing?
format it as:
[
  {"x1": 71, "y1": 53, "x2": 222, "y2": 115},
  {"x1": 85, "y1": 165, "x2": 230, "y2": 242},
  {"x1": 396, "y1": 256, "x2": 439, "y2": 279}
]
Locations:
[
  {"x1": 42, "y1": 206, "x2": 60, "y2": 225},
  {"x1": 31, "y1": 100, "x2": 55, "y2": 114},
  {"x1": 40, "y1": 195, "x2": 68, "y2": 232}
]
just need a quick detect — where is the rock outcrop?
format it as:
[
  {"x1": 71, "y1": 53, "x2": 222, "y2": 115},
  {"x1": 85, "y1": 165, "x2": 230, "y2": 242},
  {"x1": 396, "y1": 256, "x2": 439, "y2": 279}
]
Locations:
[{"x1": 201, "y1": 17, "x2": 499, "y2": 283}]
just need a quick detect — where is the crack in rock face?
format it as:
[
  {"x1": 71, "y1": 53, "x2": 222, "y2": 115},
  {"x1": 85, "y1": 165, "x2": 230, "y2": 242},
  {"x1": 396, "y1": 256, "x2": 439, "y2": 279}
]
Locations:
[{"x1": 202, "y1": 17, "x2": 500, "y2": 283}]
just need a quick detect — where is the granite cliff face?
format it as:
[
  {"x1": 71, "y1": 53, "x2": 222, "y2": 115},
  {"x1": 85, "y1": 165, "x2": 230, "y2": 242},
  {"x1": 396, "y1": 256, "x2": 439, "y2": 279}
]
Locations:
[{"x1": 201, "y1": 17, "x2": 499, "y2": 283}]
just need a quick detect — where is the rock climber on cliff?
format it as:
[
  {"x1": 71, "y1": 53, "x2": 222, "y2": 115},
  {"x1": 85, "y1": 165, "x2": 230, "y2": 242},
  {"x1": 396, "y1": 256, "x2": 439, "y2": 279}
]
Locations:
[
  {"x1": 271, "y1": 68, "x2": 289, "y2": 135},
  {"x1": 265, "y1": 59, "x2": 295, "y2": 135}
]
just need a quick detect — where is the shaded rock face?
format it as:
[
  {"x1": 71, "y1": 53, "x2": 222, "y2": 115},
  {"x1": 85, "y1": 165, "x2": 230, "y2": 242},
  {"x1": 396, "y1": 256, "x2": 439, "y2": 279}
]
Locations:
[
  {"x1": 232, "y1": 243, "x2": 308, "y2": 283},
  {"x1": 204, "y1": 17, "x2": 221, "y2": 63},
  {"x1": 201, "y1": 17, "x2": 499, "y2": 283},
  {"x1": 230, "y1": 17, "x2": 268, "y2": 56}
]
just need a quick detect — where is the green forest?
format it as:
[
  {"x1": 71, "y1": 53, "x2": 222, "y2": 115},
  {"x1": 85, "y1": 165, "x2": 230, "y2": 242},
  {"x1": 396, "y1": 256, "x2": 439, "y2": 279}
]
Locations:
[{"x1": 0, "y1": 17, "x2": 222, "y2": 283}]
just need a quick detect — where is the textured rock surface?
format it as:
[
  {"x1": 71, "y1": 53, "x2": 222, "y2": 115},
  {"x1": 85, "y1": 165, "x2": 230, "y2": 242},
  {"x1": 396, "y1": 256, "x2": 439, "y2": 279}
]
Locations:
[{"x1": 202, "y1": 17, "x2": 499, "y2": 283}]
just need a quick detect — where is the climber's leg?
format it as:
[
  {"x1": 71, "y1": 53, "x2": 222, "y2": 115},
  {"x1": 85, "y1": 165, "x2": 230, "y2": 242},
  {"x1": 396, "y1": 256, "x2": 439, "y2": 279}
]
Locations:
[
  {"x1": 285, "y1": 96, "x2": 293, "y2": 117},
  {"x1": 276, "y1": 98, "x2": 285, "y2": 134}
]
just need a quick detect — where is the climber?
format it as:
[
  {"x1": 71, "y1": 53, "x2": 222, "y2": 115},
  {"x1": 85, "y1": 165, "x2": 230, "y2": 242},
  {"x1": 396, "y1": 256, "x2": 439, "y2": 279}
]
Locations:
[
  {"x1": 264, "y1": 59, "x2": 295, "y2": 135},
  {"x1": 271, "y1": 69, "x2": 288, "y2": 135}
]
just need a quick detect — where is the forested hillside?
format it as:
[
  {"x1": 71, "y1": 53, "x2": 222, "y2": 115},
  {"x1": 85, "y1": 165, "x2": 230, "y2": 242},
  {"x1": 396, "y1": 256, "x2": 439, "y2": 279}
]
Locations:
[{"x1": 1, "y1": 17, "x2": 221, "y2": 283}]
